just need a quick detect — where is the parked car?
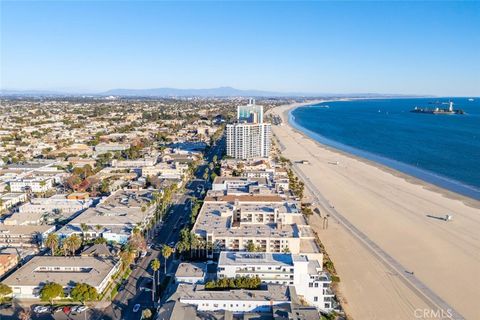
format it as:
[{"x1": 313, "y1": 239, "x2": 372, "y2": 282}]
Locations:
[
  {"x1": 34, "y1": 305, "x2": 50, "y2": 313},
  {"x1": 73, "y1": 305, "x2": 88, "y2": 313}
]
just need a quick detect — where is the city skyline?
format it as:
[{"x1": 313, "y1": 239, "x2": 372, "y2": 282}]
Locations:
[{"x1": 1, "y1": 1, "x2": 479, "y2": 96}]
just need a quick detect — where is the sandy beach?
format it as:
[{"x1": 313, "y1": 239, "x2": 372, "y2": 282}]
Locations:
[{"x1": 268, "y1": 102, "x2": 480, "y2": 320}]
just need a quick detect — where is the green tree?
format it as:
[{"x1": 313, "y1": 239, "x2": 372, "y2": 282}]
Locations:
[
  {"x1": 70, "y1": 283, "x2": 98, "y2": 304},
  {"x1": 246, "y1": 240, "x2": 256, "y2": 252},
  {"x1": 80, "y1": 223, "x2": 89, "y2": 243},
  {"x1": 39, "y1": 282, "x2": 64, "y2": 304},
  {"x1": 161, "y1": 245, "x2": 174, "y2": 274},
  {"x1": 142, "y1": 308, "x2": 153, "y2": 319},
  {"x1": 45, "y1": 233, "x2": 59, "y2": 256},
  {"x1": 62, "y1": 234, "x2": 82, "y2": 256},
  {"x1": 150, "y1": 258, "x2": 160, "y2": 302},
  {"x1": 0, "y1": 283, "x2": 12, "y2": 302}
]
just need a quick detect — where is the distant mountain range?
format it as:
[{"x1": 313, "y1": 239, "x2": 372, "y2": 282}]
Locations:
[{"x1": 0, "y1": 86, "x2": 423, "y2": 98}]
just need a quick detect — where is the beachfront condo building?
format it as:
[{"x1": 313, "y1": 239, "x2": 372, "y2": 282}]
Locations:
[
  {"x1": 191, "y1": 194, "x2": 320, "y2": 256},
  {"x1": 226, "y1": 100, "x2": 272, "y2": 159},
  {"x1": 226, "y1": 122, "x2": 271, "y2": 159},
  {"x1": 217, "y1": 251, "x2": 334, "y2": 311},
  {"x1": 237, "y1": 99, "x2": 264, "y2": 124}
]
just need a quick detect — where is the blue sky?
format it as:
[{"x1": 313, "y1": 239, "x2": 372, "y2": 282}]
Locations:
[{"x1": 1, "y1": 1, "x2": 479, "y2": 96}]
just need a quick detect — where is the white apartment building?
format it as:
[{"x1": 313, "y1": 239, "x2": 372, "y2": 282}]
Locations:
[
  {"x1": 111, "y1": 156, "x2": 157, "y2": 168},
  {"x1": 0, "y1": 193, "x2": 27, "y2": 211},
  {"x1": 3, "y1": 256, "x2": 120, "y2": 299},
  {"x1": 226, "y1": 101, "x2": 271, "y2": 160},
  {"x1": 94, "y1": 143, "x2": 130, "y2": 154},
  {"x1": 237, "y1": 99, "x2": 264, "y2": 124},
  {"x1": 176, "y1": 283, "x2": 291, "y2": 313},
  {"x1": 226, "y1": 123, "x2": 271, "y2": 159},
  {"x1": 217, "y1": 252, "x2": 334, "y2": 311},
  {"x1": 9, "y1": 177, "x2": 54, "y2": 193},
  {"x1": 18, "y1": 194, "x2": 93, "y2": 215}
]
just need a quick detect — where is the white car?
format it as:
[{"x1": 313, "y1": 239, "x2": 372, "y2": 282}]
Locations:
[{"x1": 34, "y1": 306, "x2": 50, "y2": 313}]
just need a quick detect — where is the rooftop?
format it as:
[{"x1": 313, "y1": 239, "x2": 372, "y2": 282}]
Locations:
[
  {"x1": 177, "y1": 283, "x2": 291, "y2": 302},
  {"x1": 2, "y1": 256, "x2": 118, "y2": 287}
]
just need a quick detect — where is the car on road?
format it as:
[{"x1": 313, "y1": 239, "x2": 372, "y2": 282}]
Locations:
[
  {"x1": 33, "y1": 305, "x2": 50, "y2": 313},
  {"x1": 133, "y1": 304, "x2": 141, "y2": 313}
]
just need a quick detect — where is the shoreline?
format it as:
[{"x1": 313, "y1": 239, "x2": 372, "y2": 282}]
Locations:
[
  {"x1": 282, "y1": 100, "x2": 480, "y2": 208},
  {"x1": 268, "y1": 100, "x2": 480, "y2": 319}
]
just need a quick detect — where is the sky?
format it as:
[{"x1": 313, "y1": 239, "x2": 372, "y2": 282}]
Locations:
[{"x1": 1, "y1": 1, "x2": 479, "y2": 96}]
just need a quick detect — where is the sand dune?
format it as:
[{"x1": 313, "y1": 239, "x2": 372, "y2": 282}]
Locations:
[{"x1": 269, "y1": 102, "x2": 480, "y2": 320}]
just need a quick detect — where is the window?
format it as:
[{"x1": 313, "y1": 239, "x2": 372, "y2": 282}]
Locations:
[
  {"x1": 314, "y1": 283, "x2": 319, "y2": 287},
  {"x1": 314, "y1": 297, "x2": 318, "y2": 302},
  {"x1": 309, "y1": 283, "x2": 313, "y2": 287}
]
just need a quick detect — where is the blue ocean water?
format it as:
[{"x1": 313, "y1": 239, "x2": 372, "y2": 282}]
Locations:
[{"x1": 290, "y1": 98, "x2": 480, "y2": 200}]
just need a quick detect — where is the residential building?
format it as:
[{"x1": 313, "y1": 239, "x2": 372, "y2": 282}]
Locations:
[
  {"x1": 0, "y1": 193, "x2": 27, "y2": 212},
  {"x1": 175, "y1": 262, "x2": 207, "y2": 284},
  {"x1": 192, "y1": 194, "x2": 319, "y2": 255},
  {"x1": 0, "y1": 225, "x2": 55, "y2": 248},
  {"x1": 95, "y1": 143, "x2": 130, "y2": 154},
  {"x1": 226, "y1": 101, "x2": 272, "y2": 160},
  {"x1": 176, "y1": 283, "x2": 291, "y2": 313},
  {"x1": 3, "y1": 256, "x2": 120, "y2": 299},
  {"x1": 237, "y1": 99, "x2": 264, "y2": 124},
  {"x1": 9, "y1": 177, "x2": 54, "y2": 193},
  {"x1": 57, "y1": 189, "x2": 155, "y2": 244},
  {"x1": 226, "y1": 122, "x2": 271, "y2": 159},
  {"x1": 217, "y1": 251, "x2": 334, "y2": 311}
]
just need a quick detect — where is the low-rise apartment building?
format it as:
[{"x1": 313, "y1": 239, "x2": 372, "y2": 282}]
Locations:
[
  {"x1": 217, "y1": 251, "x2": 334, "y2": 311},
  {"x1": 176, "y1": 283, "x2": 291, "y2": 313},
  {"x1": 3, "y1": 256, "x2": 120, "y2": 299},
  {"x1": 0, "y1": 224, "x2": 55, "y2": 248},
  {"x1": 9, "y1": 177, "x2": 54, "y2": 193},
  {"x1": 95, "y1": 143, "x2": 130, "y2": 154},
  {"x1": 0, "y1": 193, "x2": 27, "y2": 212},
  {"x1": 57, "y1": 189, "x2": 155, "y2": 244}
]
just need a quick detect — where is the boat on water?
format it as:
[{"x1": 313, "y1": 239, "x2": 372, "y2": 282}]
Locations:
[
  {"x1": 468, "y1": 98, "x2": 474, "y2": 101},
  {"x1": 411, "y1": 101, "x2": 464, "y2": 115}
]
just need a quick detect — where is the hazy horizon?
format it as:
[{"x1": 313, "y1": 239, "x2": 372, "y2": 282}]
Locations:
[{"x1": 1, "y1": 1, "x2": 479, "y2": 96}]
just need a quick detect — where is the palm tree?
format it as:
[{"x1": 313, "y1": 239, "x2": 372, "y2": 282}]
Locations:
[
  {"x1": 150, "y1": 258, "x2": 160, "y2": 302},
  {"x1": 45, "y1": 233, "x2": 58, "y2": 256},
  {"x1": 18, "y1": 308, "x2": 31, "y2": 320},
  {"x1": 63, "y1": 234, "x2": 82, "y2": 256},
  {"x1": 80, "y1": 223, "x2": 88, "y2": 243},
  {"x1": 161, "y1": 245, "x2": 173, "y2": 275}
]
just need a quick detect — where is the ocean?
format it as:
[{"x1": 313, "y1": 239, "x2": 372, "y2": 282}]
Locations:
[{"x1": 290, "y1": 98, "x2": 480, "y2": 200}]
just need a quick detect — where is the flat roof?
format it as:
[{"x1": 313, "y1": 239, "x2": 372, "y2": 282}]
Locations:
[
  {"x1": 175, "y1": 262, "x2": 206, "y2": 278},
  {"x1": 218, "y1": 251, "x2": 294, "y2": 267},
  {"x1": 66, "y1": 189, "x2": 153, "y2": 227},
  {"x1": 178, "y1": 283, "x2": 290, "y2": 302},
  {"x1": 3, "y1": 256, "x2": 118, "y2": 287},
  {"x1": 0, "y1": 224, "x2": 54, "y2": 235},
  {"x1": 192, "y1": 201, "x2": 300, "y2": 238}
]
